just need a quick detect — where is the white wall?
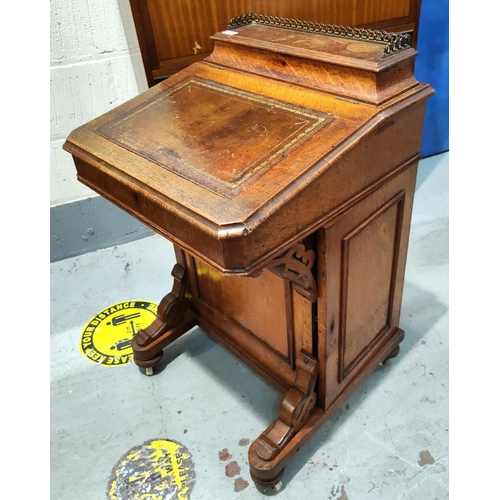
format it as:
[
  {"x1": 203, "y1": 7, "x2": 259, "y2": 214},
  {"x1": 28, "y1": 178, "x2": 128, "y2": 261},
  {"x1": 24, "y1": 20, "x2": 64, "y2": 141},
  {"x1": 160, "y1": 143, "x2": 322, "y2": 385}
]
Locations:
[{"x1": 50, "y1": 0, "x2": 148, "y2": 206}]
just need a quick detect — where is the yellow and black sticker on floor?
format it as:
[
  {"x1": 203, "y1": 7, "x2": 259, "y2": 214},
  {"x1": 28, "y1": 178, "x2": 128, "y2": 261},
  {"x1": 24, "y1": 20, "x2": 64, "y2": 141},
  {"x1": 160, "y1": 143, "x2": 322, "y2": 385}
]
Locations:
[
  {"x1": 79, "y1": 300, "x2": 158, "y2": 366},
  {"x1": 107, "y1": 439, "x2": 195, "y2": 500}
]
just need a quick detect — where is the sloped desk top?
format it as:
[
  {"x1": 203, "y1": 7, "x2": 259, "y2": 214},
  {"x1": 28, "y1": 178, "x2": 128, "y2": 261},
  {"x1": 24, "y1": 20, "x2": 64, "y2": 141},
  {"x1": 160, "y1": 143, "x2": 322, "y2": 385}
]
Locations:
[{"x1": 64, "y1": 21, "x2": 432, "y2": 275}]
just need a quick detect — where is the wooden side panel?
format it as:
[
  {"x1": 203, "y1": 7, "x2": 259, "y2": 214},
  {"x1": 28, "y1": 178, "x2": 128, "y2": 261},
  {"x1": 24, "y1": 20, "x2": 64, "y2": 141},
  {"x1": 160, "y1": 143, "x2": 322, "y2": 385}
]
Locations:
[
  {"x1": 340, "y1": 193, "x2": 403, "y2": 380},
  {"x1": 317, "y1": 162, "x2": 417, "y2": 410},
  {"x1": 189, "y1": 259, "x2": 314, "y2": 389},
  {"x1": 195, "y1": 261, "x2": 292, "y2": 361}
]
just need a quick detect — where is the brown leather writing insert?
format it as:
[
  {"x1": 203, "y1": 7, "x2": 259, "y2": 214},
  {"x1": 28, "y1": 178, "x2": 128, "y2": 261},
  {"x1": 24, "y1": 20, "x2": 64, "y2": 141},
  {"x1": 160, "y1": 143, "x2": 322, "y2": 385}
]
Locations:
[{"x1": 97, "y1": 77, "x2": 334, "y2": 198}]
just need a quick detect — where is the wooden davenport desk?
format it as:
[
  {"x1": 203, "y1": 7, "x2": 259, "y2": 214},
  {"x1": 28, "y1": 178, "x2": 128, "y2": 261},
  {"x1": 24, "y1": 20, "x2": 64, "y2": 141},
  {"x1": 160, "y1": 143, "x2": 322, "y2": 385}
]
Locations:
[{"x1": 64, "y1": 14, "x2": 434, "y2": 490}]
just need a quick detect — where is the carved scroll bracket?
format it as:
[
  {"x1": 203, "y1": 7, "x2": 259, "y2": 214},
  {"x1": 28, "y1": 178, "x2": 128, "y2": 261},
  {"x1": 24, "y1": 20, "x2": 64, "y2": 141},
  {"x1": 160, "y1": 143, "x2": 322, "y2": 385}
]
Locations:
[
  {"x1": 132, "y1": 263, "x2": 193, "y2": 369},
  {"x1": 267, "y1": 243, "x2": 318, "y2": 302},
  {"x1": 253, "y1": 350, "x2": 318, "y2": 462}
]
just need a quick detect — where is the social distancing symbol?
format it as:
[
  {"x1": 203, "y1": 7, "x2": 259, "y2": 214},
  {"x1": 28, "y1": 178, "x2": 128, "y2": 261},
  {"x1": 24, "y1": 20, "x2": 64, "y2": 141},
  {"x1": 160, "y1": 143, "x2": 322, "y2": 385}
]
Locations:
[
  {"x1": 107, "y1": 439, "x2": 195, "y2": 500},
  {"x1": 79, "y1": 300, "x2": 158, "y2": 366}
]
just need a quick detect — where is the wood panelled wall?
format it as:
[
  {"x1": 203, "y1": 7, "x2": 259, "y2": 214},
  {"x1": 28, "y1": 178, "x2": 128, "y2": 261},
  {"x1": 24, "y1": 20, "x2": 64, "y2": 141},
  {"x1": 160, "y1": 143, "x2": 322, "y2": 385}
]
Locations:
[{"x1": 129, "y1": 0, "x2": 422, "y2": 86}]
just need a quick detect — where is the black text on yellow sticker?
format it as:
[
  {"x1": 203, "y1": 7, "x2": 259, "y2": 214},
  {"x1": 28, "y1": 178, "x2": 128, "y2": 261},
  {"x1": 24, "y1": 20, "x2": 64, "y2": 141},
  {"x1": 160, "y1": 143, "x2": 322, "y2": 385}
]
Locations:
[{"x1": 79, "y1": 300, "x2": 158, "y2": 366}]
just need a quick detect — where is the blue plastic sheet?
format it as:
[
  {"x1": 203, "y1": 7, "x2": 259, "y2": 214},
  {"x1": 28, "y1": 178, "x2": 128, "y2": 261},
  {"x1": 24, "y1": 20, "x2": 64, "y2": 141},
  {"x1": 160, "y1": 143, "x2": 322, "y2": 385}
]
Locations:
[{"x1": 414, "y1": 0, "x2": 449, "y2": 157}]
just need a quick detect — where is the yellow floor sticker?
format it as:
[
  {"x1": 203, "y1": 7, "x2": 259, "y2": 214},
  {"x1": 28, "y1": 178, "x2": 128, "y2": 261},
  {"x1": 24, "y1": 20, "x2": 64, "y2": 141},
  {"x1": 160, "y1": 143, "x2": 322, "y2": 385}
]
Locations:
[
  {"x1": 107, "y1": 439, "x2": 195, "y2": 500},
  {"x1": 79, "y1": 300, "x2": 158, "y2": 366}
]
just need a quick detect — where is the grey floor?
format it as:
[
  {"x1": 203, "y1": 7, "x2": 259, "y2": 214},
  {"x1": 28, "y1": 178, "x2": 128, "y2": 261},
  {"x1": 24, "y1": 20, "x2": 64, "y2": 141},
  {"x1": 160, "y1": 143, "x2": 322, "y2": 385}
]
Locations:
[{"x1": 50, "y1": 152, "x2": 449, "y2": 500}]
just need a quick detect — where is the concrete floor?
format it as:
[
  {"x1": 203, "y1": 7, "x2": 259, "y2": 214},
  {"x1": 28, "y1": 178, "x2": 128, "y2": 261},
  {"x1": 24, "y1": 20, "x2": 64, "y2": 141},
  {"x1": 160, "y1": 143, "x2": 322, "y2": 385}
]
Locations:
[{"x1": 50, "y1": 152, "x2": 449, "y2": 500}]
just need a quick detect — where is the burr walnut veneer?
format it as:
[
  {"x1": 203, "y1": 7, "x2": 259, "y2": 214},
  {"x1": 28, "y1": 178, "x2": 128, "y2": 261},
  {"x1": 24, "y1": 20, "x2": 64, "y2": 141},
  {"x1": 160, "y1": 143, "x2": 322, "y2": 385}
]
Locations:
[{"x1": 64, "y1": 17, "x2": 433, "y2": 490}]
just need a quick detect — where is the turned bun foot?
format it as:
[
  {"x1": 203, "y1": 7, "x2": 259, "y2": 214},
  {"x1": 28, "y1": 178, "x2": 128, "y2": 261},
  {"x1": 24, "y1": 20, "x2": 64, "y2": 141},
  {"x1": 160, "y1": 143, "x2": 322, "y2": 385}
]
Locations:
[
  {"x1": 381, "y1": 345, "x2": 400, "y2": 365},
  {"x1": 250, "y1": 468, "x2": 285, "y2": 493},
  {"x1": 133, "y1": 350, "x2": 163, "y2": 375}
]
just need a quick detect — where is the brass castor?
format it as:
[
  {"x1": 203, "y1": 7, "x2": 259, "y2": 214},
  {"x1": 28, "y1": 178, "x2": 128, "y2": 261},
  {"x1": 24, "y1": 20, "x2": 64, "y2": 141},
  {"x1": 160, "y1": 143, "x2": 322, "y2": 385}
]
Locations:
[
  {"x1": 254, "y1": 480, "x2": 283, "y2": 496},
  {"x1": 272, "y1": 481, "x2": 283, "y2": 492}
]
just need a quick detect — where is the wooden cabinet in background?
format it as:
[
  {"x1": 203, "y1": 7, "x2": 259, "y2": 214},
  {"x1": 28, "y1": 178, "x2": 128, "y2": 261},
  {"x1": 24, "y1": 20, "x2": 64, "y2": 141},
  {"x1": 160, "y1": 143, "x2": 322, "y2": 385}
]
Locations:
[{"x1": 129, "y1": 0, "x2": 422, "y2": 86}]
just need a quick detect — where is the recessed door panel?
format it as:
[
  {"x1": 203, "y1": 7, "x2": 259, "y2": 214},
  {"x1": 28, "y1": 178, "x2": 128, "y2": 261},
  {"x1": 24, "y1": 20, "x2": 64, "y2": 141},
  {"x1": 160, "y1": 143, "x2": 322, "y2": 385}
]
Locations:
[{"x1": 317, "y1": 162, "x2": 418, "y2": 410}]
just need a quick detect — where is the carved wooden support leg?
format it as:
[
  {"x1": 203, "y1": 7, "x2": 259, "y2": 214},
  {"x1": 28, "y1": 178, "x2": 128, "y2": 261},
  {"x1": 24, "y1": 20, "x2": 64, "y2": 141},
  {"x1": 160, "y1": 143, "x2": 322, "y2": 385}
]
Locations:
[
  {"x1": 132, "y1": 260, "x2": 195, "y2": 373},
  {"x1": 249, "y1": 350, "x2": 318, "y2": 487}
]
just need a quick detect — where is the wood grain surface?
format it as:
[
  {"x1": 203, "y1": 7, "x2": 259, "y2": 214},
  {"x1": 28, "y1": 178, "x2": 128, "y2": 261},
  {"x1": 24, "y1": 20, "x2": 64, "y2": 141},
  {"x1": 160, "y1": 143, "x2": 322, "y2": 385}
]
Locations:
[{"x1": 63, "y1": 19, "x2": 432, "y2": 489}]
